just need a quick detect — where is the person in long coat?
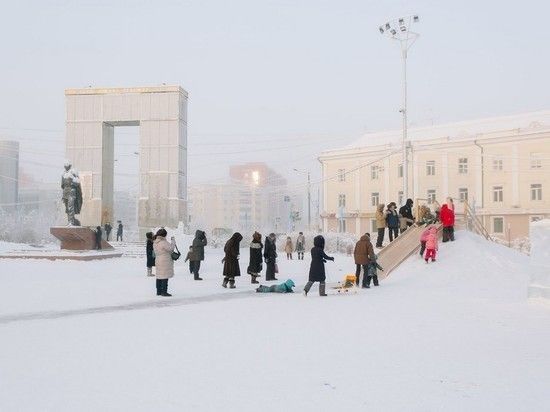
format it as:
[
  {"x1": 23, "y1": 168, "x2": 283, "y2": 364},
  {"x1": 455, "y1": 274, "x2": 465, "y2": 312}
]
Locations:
[
  {"x1": 303, "y1": 235, "x2": 334, "y2": 297},
  {"x1": 263, "y1": 233, "x2": 278, "y2": 281},
  {"x1": 222, "y1": 232, "x2": 243, "y2": 288},
  {"x1": 190, "y1": 230, "x2": 207, "y2": 280},
  {"x1": 247, "y1": 231, "x2": 263, "y2": 284},
  {"x1": 94, "y1": 226, "x2": 102, "y2": 250},
  {"x1": 104, "y1": 222, "x2": 112, "y2": 241},
  {"x1": 153, "y1": 228, "x2": 176, "y2": 296},
  {"x1": 284, "y1": 237, "x2": 294, "y2": 260},
  {"x1": 353, "y1": 233, "x2": 375, "y2": 286},
  {"x1": 295, "y1": 232, "x2": 305, "y2": 260},
  {"x1": 146, "y1": 231, "x2": 155, "y2": 277}
]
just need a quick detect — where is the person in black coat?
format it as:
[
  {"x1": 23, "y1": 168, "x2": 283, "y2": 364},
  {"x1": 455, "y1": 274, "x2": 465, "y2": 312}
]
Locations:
[
  {"x1": 116, "y1": 221, "x2": 123, "y2": 241},
  {"x1": 247, "y1": 231, "x2": 263, "y2": 284},
  {"x1": 303, "y1": 235, "x2": 334, "y2": 297},
  {"x1": 104, "y1": 222, "x2": 112, "y2": 241},
  {"x1": 385, "y1": 202, "x2": 400, "y2": 242},
  {"x1": 94, "y1": 226, "x2": 102, "y2": 250},
  {"x1": 146, "y1": 232, "x2": 155, "y2": 277},
  {"x1": 191, "y1": 230, "x2": 207, "y2": 280},
  {"x1": 222, "y1": 232, "x2": 243, "y2": 289},
  {"x1": 398, "y1": 199, "x2": 415, "y2": 233},
  {"x1": 263, "y1": 233, "x2": 278, "y2": 281}
]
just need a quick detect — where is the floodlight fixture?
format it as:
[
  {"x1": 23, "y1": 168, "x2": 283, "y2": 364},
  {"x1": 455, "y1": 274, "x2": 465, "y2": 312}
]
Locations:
[
  {"x1": 398, "y1": 18, "x2": 404, "y2": 25},
  {"x1": 379, "y1": 26, "x2": 384, "y2": 34},
  {"x1": 390, "y1": 28, "x2": 397, "y2": 35},
  {"x1": 400, "y1": 26, "x2": 406, "y2": 32},
  {"x1": 413, "y1": 15, "x2": 419, "y2": 22},
  {"x1": 385, "y1": 23, "x2": 390, "y2": 29}
]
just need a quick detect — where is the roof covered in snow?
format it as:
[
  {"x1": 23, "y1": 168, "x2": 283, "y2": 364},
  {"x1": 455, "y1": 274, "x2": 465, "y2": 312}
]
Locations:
[{"x1": 329, "y1": 110, "x2": 550, "y2": 153}]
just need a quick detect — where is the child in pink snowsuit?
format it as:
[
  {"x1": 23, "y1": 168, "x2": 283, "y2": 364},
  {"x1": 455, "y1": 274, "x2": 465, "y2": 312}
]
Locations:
[
  {"x1": 425, "y1": 227, "x2": 438, "y2": 263},
  {"x1": 419, "y1": 226, "x2": 432, "y2": 257}
]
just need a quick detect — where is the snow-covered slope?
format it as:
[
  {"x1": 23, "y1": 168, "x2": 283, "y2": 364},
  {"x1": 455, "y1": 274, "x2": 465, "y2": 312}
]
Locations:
[{"x1": 1, "y1": 231, "x2": 549, "y2": 411}]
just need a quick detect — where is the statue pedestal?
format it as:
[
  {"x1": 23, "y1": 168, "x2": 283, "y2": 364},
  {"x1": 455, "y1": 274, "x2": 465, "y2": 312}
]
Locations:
[{"x1": 50, "y1": 226, "x2": 114, "y2": 251}]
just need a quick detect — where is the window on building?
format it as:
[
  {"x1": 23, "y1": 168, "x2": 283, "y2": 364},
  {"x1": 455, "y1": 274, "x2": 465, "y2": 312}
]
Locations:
[
  {"x1": 398, "y1": 163, "x2": 403, "y2": 178},
  {"x1": 427, "y1": 189, "x2": 436, "y2": 204},
  {"x1": 530, "y1": 153, "x2": 543, "y2": 169},
  {"x1": 459, "y1": 188, "x2": 468, "y2": 202},
  {"x1": 371, "y1": 192, "x2": 379, "y2": 207},
  {"x1": 371, "y1": 165, "x2": 379, "y2": 180},
  {"x1": 426, "y1": 160, "x2": 436, "y2": 176},
  {"x1": 493, "y1": 158, "x2": 503, "y2": 171},
  {"x1": 338, "y1": 194, "x2": 346, "y2": 208},
  {"x1": 492, "y1": 217, "x2": 504, "y2": 234},
  {"x1": 398, "y1": 191, "x2": 404, "y2": 206},
  {"x1": 338, "y1": 168, "x2": 346, "y2": 182},
  {"x1": 458, "y1": 158, "x2": 468, "y2": 174},
  {"x1": 493, "y1": 186, "x2": 503, "y2": 202},
  {"x1": 531, "y1": 184, "x2": 542, "y2": 201}
]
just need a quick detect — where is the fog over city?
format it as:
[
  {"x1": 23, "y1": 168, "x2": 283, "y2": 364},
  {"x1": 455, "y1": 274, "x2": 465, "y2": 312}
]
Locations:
[{"x1": 0, "y1": 0, "x2": 548, "y2": 191}]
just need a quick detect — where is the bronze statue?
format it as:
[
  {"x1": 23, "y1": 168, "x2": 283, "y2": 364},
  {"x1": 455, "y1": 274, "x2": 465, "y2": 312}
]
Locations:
[{"x1": 61, "y1": 161, "x2": 83, "y2": 226}]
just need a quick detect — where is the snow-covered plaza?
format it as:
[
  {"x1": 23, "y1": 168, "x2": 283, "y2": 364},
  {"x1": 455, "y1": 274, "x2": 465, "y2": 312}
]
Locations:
[{"x1": 1, "y1": 231, "x2": 549, "y2": 411}]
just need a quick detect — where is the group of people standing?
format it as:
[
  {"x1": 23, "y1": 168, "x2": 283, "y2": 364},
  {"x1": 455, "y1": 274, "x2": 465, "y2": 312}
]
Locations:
[
  {"x1": 283, "y1": 232, "x2": 306, "y2": 260},
  {"x1": 375, "y1": 198, "x2": 415, "y2": 248},
  {"x1": 93, "y1": 221, "x2": 124, "y2": 250}
]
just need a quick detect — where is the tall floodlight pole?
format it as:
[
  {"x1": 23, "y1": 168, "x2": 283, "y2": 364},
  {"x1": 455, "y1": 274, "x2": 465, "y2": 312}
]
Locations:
[
  {"x1": 293, "y1": 168, "x2": 311, "y2": 230},
  {"x1": 379, "y1": 15, "x2": 420, "y2": 202}
]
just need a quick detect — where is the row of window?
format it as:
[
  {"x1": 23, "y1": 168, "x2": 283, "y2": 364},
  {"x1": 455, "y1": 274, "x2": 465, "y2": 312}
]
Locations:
[
  {"x1": 336, "y1": 183, "x2": 543, "y2": 208},
  {"x1": 336, "y1": 153, "x2": 546, "y2": 182}
]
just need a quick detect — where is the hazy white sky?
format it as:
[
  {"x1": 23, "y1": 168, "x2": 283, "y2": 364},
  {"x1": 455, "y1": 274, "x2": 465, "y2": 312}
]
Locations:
[{"x1": 0, "y1": 0, "x2": 548, "y2": 192}]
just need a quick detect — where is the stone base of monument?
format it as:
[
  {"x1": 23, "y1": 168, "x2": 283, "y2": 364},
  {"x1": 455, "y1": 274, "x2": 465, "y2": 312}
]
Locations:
[
  {"x1": 0, "y1": 226, "x2": 122, "y2": 261},
  {"x1": 50, "y1": 226, "x2": 115, "y2": 251}
]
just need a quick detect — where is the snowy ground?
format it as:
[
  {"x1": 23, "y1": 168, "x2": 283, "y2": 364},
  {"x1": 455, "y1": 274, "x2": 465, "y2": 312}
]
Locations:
[{"x1": 1, "y1": 231, "x2": 549, "y2": 411}]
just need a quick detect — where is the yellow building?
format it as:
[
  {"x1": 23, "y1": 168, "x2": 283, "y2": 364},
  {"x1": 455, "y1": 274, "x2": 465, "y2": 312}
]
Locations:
[{"x1": 319, "y1": 111, "x2": 550, "y2": 242}]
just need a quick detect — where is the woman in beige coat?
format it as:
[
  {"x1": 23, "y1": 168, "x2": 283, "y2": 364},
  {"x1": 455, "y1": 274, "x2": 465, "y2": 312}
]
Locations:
[
  {"x1": 153, "y1": 228, "x2": 176, "y2": 296},
  {"x1": 375, "y1": 204, "x2": 386, "y2": 248}
]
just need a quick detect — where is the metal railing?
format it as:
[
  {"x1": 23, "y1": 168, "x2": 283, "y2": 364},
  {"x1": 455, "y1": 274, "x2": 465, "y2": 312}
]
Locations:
[{"x1": 463, "y1": 200, "x2": 491, "y2": 240}]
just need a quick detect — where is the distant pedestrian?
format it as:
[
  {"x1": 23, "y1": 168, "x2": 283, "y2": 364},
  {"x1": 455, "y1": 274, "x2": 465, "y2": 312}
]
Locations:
[
  {"x1": 95, "y1": 226, "x2": 102, "y2": 250},
  {"x1": 184, "y1": 246, "x2": 194, "y2": 274},
  {"x1": 104, "y1": 222, "x2": 112, "y2": 241},
  {"x1": 284, "y1": 236, "x2": 294, "y2": 260},
  {"x1": 264, "y1": 233, "x2": 278, "y2": 281},
  {"x1": 153, "y1": 228, "x2": 176, "y2": 297},
  {"x1": 386, "y1": 202, "x2": 399, "y2": 242},
  {"x1": 375, "y1": 204, "x2": 386, "y2": 248},
  {"x1": 247, "y1": 231, "x2": 263, "y2": 284},
  {"x1": 222, "y1": 232, "x2": 243, "y2": 288},
  {"x1": 424, "y1": 226, "x2": 438, "y2": 263},
  {"x1": 354, "y1": 233, "x2": 375, "y2": 286},
  {"x1": 116, "y1": 221, "x2": 123, "y2": 242},
  {"x1": 303, "y1": 235, "x2": 334, "y2": 297},
  {"x1": 295, "y1": 232, "x2": 305, "y2": 260},
  {"x1": 191, "y1": 230, "x2": 207, "y2": 280},
  {"x1": 146, "y1": 232, "x2": 155, "y2": 277}
]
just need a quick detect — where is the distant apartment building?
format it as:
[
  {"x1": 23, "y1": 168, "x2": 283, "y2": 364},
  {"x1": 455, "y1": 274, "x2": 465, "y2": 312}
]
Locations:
[
  {"x1": 189, "y1": 163, "x2": 303, "y2": 233},
  {"x1": 319, "y1": 111, "x2": 550, "y2": 241}
]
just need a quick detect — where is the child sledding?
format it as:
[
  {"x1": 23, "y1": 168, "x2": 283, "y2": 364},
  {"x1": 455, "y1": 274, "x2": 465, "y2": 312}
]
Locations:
[{"x1": 256, "y1": 279, "x2": 295, "y2": 293}]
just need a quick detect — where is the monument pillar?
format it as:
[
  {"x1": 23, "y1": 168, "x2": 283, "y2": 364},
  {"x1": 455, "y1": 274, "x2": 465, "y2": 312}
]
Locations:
[{"x1": 65, "y1": 86, "x2": 188, "y2": 229}]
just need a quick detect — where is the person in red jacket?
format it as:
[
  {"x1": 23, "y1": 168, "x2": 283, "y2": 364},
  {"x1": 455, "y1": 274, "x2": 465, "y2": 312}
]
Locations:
[{"x1": 440, "y1": 204, "x2": 455, "y2": 242}]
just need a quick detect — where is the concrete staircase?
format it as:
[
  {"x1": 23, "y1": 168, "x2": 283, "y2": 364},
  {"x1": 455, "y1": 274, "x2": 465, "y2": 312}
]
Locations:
[{"x1": 111, "y1": 241, "x2": 145, "y2": 258}]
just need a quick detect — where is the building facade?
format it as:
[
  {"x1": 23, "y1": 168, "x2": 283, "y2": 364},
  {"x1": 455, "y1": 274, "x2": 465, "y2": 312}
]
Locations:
[
  {"x1": 189, "y1": 163, "x2": 303, "y2": 233},
  {"x1": 0, "y1": 140, "x2": 19, "y2": 210},
  {"x1": 319, "y1": 111, "x2": 550, "y2": 242}
]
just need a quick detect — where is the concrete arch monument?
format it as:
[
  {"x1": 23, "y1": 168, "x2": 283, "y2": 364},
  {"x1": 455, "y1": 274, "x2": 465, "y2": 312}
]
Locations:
[{"x1": 65, "y1": 86, "x2": 187, "y2": 229}]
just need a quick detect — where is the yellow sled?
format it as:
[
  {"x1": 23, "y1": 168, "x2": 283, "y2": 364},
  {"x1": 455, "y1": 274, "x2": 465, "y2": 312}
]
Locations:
[{"x1": 332, "y1": 274, "x2": 358, "y2": 294}]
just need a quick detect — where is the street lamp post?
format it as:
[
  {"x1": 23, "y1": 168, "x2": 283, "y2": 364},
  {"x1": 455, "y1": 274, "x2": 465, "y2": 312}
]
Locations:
[{"x1": 379, "y1": 15, "x2": 420, "y2": 202}]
